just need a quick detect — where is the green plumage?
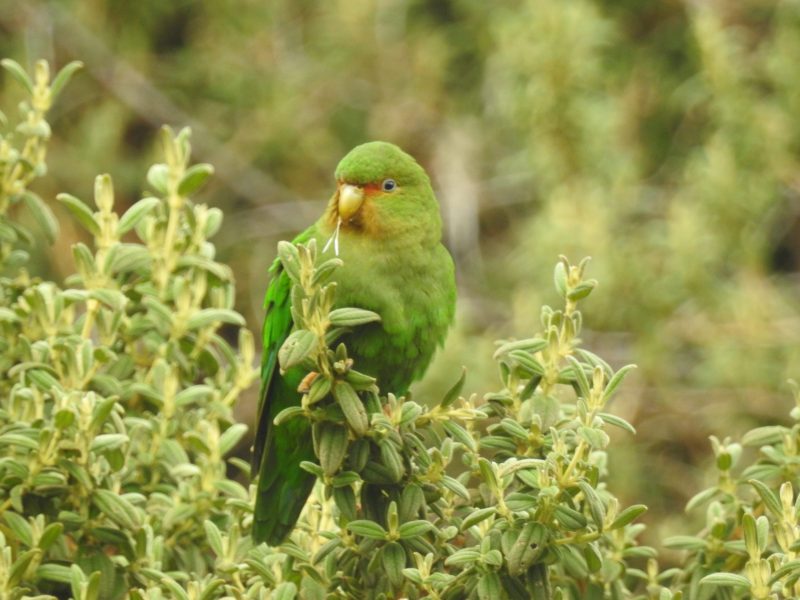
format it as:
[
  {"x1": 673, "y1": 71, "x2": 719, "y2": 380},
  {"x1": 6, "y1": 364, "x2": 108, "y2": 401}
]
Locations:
[{"x1": 252, "y1": 142, "x2": 456, "y2": 545}]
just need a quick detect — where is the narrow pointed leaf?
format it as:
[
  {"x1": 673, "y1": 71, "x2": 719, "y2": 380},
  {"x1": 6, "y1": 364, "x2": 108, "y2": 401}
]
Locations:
[
  {"x1": 57, "y1": 193, "x2": 100, "y2": 235},
  {"x1": 22, "y1": 191, "x2": 58, "y2": 243}
]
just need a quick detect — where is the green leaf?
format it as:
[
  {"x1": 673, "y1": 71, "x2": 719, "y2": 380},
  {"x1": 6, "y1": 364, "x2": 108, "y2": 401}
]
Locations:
[
  {"x1": 9, "y1": 549, "x2": 39, "y2": 587},
  {"x1": 333, "y1": 486, "x2": 357, "y2": 522},
  {"x1": 1, "y1": 59, "x2": 34, "y2": 94},
  {"x1": 597, "y1": 412, "x2": 636, "y2": 434},
  {"x1": 584, "y1": 542, "x2": 603, "y2": 573},
  {"x1": 88, "y1": 288, "x2": 128, "y2": 312},
  {"x1": 174, "y1": 385, "x2": 214, "y2": 407},
  {"x1": 204, "y1": 207, "x2": 223, "y2": 238},
  {"x1": 50, "y1": 61, "x2": 83, "y2": 101},
  {"x1": 277, "y1": 241, "x2": 302, "y2": 283},
  {"x1": 685, "y1": 487, "x2": 719, "y2": 512},
  {"x1": 567, "y1": 279, "x2": 597, "y2": 301},
  {"x1": 147, "y1": 164, "x2": 169, "y2": 195},
  {"x1": 555, "y1": 504, "x2": 588, "y2": 530},
  {"x1": 382, "y1": 542, "x2": 406, "y2": 587},
  {"x1": 204, "y1": 520, "x2": 224, "y2": 556},
  {"x1": 603, "y1": 364, "x2": 637, "y2": 402},
  {"x1": 483, "y1": 549, "x2": 503, "y2": 568},
  {"x1": 117, "y1": 196, "x2": 160, "y2": 235},
  {"x1": 318, "y1": 423, "x2": 349, "y2": 476},
  {"x1": 299, "y1": 461, "x2": 324, "y2": 478},
  {"x1": 161, "y1": 575, "x2": 191, "y2": 600},
  {"x1": 70, "y1": 564, "x2": 87, "y2": 600},
  {"x1": 442, "y1": 420, "x2": 477, "y2": 452},
  {"x1": 36, "y1": 563, "x2": 73, "y2": 583},
  {"x1": 441, "y1": 367, "x2": 467, "y2": 408},
  {"x1": 578, "y1": 481, "x2": 606, "y2": 530},
  {"x1": 4, "y1": 512, "x2": 33, "y2": 547},
  {"x1": 219, "y1": 423, "x2": 248, "y2": 456},
  {"x1": 749, "y1": 479, "x2": 783, "y2": 518},
  {"x1": 0, "y1": 307, "x2": 19, "y2": 322},
  {"x1": 347, "y1": 520, "x2": 388, "y2": 540},
  {"x1": 178, "y1": 163, "x2": 214, "y2": 196},
  {"x1": 578, "y1": 426, "x2": 609, "y2": 449},
  {"x1": 88, "y1": 398, "x2": 118, "y2": 434},
  {"x1": 278, "y1": 329, "x2": 317, "y2": 371},
  {"x1": 461, "y1": 507, "x2": 495, "y2": 531},
  {"x1": 273, "y1": 582, "x2": 298, "y2": 600},
  {"x1": 28, "y1": 368, "x2": 63, "y2": 392},
  {"x1": 22, "y1": 191, "x2": 58, "y2": 243},
  {"x1": 741, "y1": 426, "x2": 786, "y2": 446},
  {"x1": 72, "y1": 242, "x2": 96, "y2": 277},
  {"x1": 609, "y1": 504, "x2": 647, "y2": 530},
  {"x1": 57, "y1": 193, "x2": 101, "y2": 235},
  {"x1": 509, "y1": 349, "x2": 546, "y2": 376},
  {"x1": 311, "y1": 257, "x2": 343, "y2": 285},
  {"x1": 493, "y1": 337, "x2": 547, "y2": 360},
  {"x1": 567, "y1": 356, "x2": 592, "y2": 398},
  {"x1": 379, "y1": 439, "x2": 405, "y2": 483},
  {"x1": 398, "y1": 521, "x2": 434, "y2": 539},
  {"x1": 554, "y1": 261, "x2": 568, "y2": 298},
  {"x1": 92, "y1": 489, "x2": 142, "y2": 530},
  {"x1": 306, "y1": 375, "x2": 332, "y2": 405},
  {"x1": 274, "y1": 406, "x2": 305, "y2": 426},
  {"x1": 442, "y1": 475, "x2": 470, "y2": 500},
  {"x1": 334, "y1": 382, "x2": 369, "y2": 436},
  {"x1": 312, "y1": 537, "x2": 343, "y2": 566},
  {"x1": 770, "y1": 559, "x2": 800, "y2": 584},
  {"x1": 505, "y1": 492, "x2": 538, "y2": 512},
  {"x1": 38, "y1": 522, "x2": 64, "y2": 551},
  {"x1": 327, "y1": 307, "x2": 381, "y2": 327},
  {"x1": 504, "y1": 521, "x2": 548, "y2": 576},
  {"x1": 0, "y1": 432, "x2": 39, "y2": 450},
  {"x1": 699, "y1": 573, "x2": 751, "y2": 589},
  {"x1": 478, "y1": 458, "x2": 500, "y2": 494},
  {"x1": 186, "y1": 308, "x2": 246, "y2": 330},
  {"x1": 477, "y1": 571, "x2": 502, "y2": 600},
  {"x1": 90, "y1": 434, "x2": 129, "y2": 453},
  {"x1": 445, "y1": 548, "x2": 482, "y2": 567},
  {"x1": 176, "y1": 255, "x2": 232, "y2": 280},
  {"x1": 197, "y1": 580, "x2": 226, "y2": 600}
]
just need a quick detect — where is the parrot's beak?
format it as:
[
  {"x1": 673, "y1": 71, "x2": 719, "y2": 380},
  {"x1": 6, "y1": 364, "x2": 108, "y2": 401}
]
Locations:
[{"x1": 337, "y1": 183, "x2": 364, "y2": 221}]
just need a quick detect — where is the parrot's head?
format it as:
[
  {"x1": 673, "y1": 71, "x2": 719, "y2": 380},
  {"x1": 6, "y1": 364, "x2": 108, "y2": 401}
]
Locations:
[{"x1": 326, "y1": 141, "x2": 442, "y2": 243}]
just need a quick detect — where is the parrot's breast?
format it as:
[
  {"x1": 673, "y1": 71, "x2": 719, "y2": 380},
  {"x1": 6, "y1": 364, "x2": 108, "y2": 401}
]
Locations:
[{"x1": 323, "y1": 233, "x2": 456, "y2": 394}]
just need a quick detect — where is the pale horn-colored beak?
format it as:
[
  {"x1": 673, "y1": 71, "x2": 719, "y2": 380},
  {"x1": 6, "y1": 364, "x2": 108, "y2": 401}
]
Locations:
[{"x1": 338, "y1": 184, "x2": 364, "y2": 221}]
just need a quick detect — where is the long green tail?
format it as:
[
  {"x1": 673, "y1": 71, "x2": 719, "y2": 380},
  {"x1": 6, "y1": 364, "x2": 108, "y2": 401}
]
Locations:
[{"x1": 253, "y1": 371, "x2": 316, "y2": 545}]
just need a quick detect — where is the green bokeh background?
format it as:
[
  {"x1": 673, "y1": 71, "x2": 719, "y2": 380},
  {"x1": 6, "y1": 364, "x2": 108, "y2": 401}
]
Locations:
[{"x1": 3, "y1": 0, "x2": 800, "y2": 548}]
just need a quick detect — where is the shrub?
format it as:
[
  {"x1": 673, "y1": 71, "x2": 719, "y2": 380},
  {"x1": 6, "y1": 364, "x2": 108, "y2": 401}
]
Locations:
[
  {"x1": 1, "y1": 57, "x2": 798, "y2": 600},
  {"x1": 0, "y1": 59, "x2": 258, "y2": 599}
]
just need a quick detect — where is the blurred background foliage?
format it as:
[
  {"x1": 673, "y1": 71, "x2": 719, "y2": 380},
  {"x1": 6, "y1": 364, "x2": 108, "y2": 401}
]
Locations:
[{"x1": 2, "y1": 0, "x2": 800, "y2": 549}]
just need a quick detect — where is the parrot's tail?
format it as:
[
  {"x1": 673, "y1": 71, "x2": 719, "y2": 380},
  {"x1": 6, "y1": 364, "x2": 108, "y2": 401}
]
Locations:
[{"x1": 252, "y1": 426, "x2": 317, "y2": 546}]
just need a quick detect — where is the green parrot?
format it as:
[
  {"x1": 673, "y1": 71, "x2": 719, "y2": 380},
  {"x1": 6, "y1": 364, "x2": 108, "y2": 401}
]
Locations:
[{"x1": 251, "y1": 141, "x2": 456, "y2": 545}]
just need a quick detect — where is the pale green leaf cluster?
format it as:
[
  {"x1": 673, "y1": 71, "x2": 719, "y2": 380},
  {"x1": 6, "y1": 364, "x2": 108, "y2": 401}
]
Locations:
[
  {"x1": 271, "y1": 247, "x2": 652, "y2": 599},
  {"x1": 659, "y1": 387, "x2": 800, "y2": 599},
  {"x1": 0, "y1": 61, "x2": 264, "y2": 599}
]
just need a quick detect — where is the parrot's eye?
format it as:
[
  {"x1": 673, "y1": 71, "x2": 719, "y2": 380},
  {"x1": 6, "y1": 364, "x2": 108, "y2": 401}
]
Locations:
[{"x1": 381, "y1": 179, "x2": 397, "y2": 192}]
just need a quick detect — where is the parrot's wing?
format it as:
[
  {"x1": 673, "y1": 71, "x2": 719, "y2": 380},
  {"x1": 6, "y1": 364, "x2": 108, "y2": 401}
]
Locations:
[
  {"x1": 251, "y1": 227, "x2": 315, "y2": 474},
  {"x1": 251, "y1": 260, "x2": 291, "y2": 474}
]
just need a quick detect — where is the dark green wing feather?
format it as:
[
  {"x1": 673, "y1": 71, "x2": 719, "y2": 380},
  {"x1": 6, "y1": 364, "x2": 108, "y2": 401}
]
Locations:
[
  {"x1": 252, "y1": 226, "x2": 317, "y2": 545},
  {"x1": 251, "y1": 259, "x2": 291, "y2": 475}
]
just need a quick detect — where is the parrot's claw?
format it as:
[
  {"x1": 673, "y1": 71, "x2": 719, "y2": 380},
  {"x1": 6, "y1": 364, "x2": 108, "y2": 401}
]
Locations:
[{"x1": 298, "y1": 371, "x2": 320, "y2": 393}]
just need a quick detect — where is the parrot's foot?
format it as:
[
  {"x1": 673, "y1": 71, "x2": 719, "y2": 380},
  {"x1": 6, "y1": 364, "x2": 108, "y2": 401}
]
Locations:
[{"x1": 298, "y1": 371, "x2": 319, "y2": 393}]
